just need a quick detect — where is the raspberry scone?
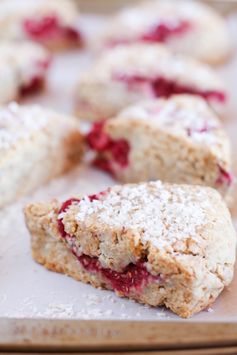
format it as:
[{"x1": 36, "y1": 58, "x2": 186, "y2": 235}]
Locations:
[
  {"x1": 75, "y1": 44, "x2": 226, "y2": 121},
  {"x1": 98, "y1": 0, "x2": 231, "y2": 65},
  {"x1": 0, "y1": 102, "x2": 84, "y2": 208},
  {"x1": 0, "y1": 0, "x2": 82, "y2": 50},
  {"x1": 86, "y1": 95, "x2": 233, "y2": 198},
  {"x1": 24, "y1": 181, "x2": 236, "y2": 318},
  {"x1": 0, "y1": 41, "x2": 50, "y2": 103}
]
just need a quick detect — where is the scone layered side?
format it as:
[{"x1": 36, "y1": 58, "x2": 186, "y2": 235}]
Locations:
[{"x1": 24, "y1": 182, "x2": 236, "y2": 318}]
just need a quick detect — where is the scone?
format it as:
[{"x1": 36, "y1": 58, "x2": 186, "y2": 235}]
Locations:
[
  {"x1": 24, "y1": 181, "x2": 236, "y2": 318},
  {"x1": 0, "y1": 41, "x2": 50, "y2": 103},
  {"x1": 0, "y1": 0, "x2": 82, "y2": 50},
  {"x1": 75, "y1": 44, "x2": 226, "y2": 121},
  {"x1": 86, "y1": 95, "x2": 233, "y2": 198},
  {"x1": 0, "y1": 102, "x2": 84, "y2": 208},
  {"x1": 97, "y1": 0, "x2": 231, "y2": 65}
]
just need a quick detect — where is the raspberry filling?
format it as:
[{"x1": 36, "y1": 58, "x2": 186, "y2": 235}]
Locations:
[
  {"x1": 58, "y1": 197, "x2": 159, "y2": 295},
  {"x1": 23, "y1": 15, "x2": 82, "y2": 45},
  {"x1": 216, "y1": 166, "x2": 233, "y2": 187},
  {"x1": 114, "y1": 74, "x2": 226, "y2": 104},
  {"x1": 108, "y1": 20, "x2": 191, "y2": 47},
  {"x1": 58, "y1": 198, "x2": 81, "y2": 238},
  {"x1": 141, "y1": 20, "x2": 191, "y2": 43},
  {"x1": 58, "y1": 195, "x2": 103, "y2": 238},
  {"x1": 20, "y1": 58, "x2": 51, "y2": 96},
  {"x1": 86, "y1": 121, "x2": 130, "y2": 175},
  {"x1": 20, "y1": 76, "x2": 45, "y2": 96},
  {"x1": 92, "y1": 156, "x2": 116, "y2": 177},
  {"x1": 79, "y1": 255, "x2": 157, "y2": 294}
]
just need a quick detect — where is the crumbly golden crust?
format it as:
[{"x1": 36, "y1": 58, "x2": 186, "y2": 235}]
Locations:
[{"x1": 24, "y1": 181, "x2": 236, "y2": 318}]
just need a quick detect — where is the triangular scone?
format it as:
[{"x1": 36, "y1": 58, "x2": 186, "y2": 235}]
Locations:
[
  {"x1": 86, "y1": 95, "x2": 233, "y2": 198},
  {"x1": 0, "y1": 0, "x2": 82, "y2": 50},
  {"x1": 0, "y1": 102, "x2": 84, "y2": 208},
  {"x1": 24, "y1": 181, "x2": 236, "y2": 318},
  {"x1": 0, "y1": 41, "x2": 50, "y2": 103},
  {"x1": 97, "y1": 0, "x2": 231, "y2": 65},
  {"x1": 75, "y1": 44, "x2": 225, "y2": 121}
]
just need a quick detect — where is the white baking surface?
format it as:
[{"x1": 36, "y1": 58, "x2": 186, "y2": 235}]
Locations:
[{"x1": 1, "y1": 15, "x2": 237, "y2": 322}]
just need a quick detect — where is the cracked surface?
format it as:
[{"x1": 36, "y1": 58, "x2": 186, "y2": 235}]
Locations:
[{"x1": 24, "y1": 181, "x2": 236, "y2": 318}]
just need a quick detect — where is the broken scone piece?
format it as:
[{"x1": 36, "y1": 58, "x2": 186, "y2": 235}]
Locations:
[
  {"x1": 25, "y1": 181, "x2": 236, "y2": 318},
  {"x1": 75, "y1": 44, "x2": 226, "y2": 121},
  {"x1": 0, "y1": 102, "x2": 84, "y2": 208},
  {"x1": 86, "y1": 95, "x2": 233, "y2": 198}
]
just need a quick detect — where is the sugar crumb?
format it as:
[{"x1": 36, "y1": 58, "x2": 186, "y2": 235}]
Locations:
[{"x1": 75, "y1": 181, "x2": 210, "y2": 251}]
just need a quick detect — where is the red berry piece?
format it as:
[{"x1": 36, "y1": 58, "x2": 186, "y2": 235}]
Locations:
[
  {"x1": 142, "y1": 21, "x2": 191, "y2": 43},
  {"x1": 58, "y1": 198, "x2": 80, "y2": 238},
  {"x1": 110, "y1": 139, "x2": 130, "y2": 167},
  {"x1": 86, "y1": 121, "x2": 112, "y2": 151}
]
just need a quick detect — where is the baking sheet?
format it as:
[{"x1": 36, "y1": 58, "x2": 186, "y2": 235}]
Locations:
[{"x1": 1, "y1": 14, "x2": 237, "y2": 322}]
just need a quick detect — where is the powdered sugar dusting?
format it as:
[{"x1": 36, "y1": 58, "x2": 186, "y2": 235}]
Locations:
[
  {"x1": 0, "y1": 102, "x2": 52, "y2": 150},
  {"x1": 118, "y1": 96, "x2": 222, "y2": 146},
  {"x1": 75, "y1": 181, "x2": 211, "y2": 250}
]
